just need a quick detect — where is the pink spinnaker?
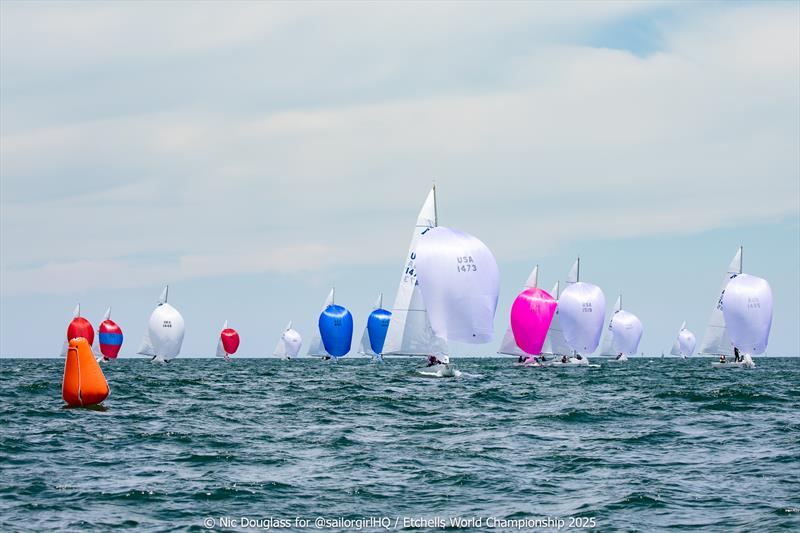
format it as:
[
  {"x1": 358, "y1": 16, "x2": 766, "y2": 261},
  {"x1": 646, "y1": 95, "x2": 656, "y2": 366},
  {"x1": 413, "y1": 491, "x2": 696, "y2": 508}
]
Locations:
[{"x1": 510, "y1": 288, "x2": 557, "y2": 355}]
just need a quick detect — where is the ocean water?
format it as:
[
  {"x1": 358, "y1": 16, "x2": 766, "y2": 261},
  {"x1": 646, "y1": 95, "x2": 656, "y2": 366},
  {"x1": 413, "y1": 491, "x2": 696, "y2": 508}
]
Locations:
[{"x1": 1, "y1": 357, "x2": 798, "y2": 532}]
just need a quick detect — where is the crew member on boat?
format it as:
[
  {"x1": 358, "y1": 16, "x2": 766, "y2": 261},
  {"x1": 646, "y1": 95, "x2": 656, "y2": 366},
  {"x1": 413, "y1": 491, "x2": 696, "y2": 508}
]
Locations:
[{"x1": 426, "y1": 355, "x2": 444, "y2": 367}]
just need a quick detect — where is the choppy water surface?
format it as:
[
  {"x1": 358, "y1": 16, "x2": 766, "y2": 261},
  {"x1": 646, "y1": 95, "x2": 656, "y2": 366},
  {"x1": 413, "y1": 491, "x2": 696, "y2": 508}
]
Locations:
[{"x1": 1, "y1": 357, "x2": 799, "y2": 532}]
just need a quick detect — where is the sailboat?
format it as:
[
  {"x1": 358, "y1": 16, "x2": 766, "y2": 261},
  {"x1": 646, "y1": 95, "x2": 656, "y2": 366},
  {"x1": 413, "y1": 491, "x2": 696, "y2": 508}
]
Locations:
[
  {"x1": 414, "y1": 223, "x2": 500, "y2": 377},
  {"x1": 216, "y1": 321, "x2": 240, "y2": 362},
  {"x1": 382, "y1": 186, "x2": 448, "y2": 360},
  {"x1": 699, "y1": 247, "x2": 742, "y2": 357},
  {"x1": 273, "y1": 321, "x2": 302, "y2": 360},
  {"x1": 499, "y1": 265, "x2": 557, "y2": 366},
  {"x1": 497, "y1": 265, "x2": 538, "y2": 357},
  {"x1": 358, "y1": 293, "x2": 392, "y2": 362},
  {"x1": 306, "y1": 288, "x2": 353, "y2": 359},
  {"x1": 716, "y1": 273, "x2": 772, "y2": 369},
  {"x1": 93, "y1": 307, "x2": 123, "y2": 363},
  {"x1": 669, "y1": 321, "x2": 696, "y2": 359},
  {"x1": 598, "y1": 295, "x2": 643, "y2": 362},
  {"x1": 137, "y1": 285, "x2": 185, "y2": 363},
  {"x1": 60, "y1": 303, "x2": 93, "y2": 357},
  {"x1": 556, "y1": 257, "x2": 605, "y2": 366}
]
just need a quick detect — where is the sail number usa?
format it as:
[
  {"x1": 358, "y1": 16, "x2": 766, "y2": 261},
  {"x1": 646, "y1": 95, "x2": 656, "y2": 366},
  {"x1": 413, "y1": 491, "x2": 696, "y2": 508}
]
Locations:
[{"x1": 456, "y1": 256, "x2": 478, "y2": 272}]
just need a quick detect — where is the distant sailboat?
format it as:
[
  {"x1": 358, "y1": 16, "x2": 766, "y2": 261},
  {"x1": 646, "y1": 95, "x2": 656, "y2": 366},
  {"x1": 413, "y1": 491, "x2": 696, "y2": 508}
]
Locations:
[
  {"x1": 307, "y1": 288, "x2": 335, "y2": 358},
  {"x1": 497, "y1": 265, "x2": 539, "y2": 357},
  {"x1": 719, "y1": 273, "x2": 773, "y2": 369},
  {"x1": 414, "y1": 225, "x2": 500, "y2": 377},
  {"x1": 382, "y1": 186, "x2": 448, "y2": 358},
  {"x1": 699, "y1": 247, "x2": 742, "y2": 356},
  {"x1": 60, "y1": 303, "x2": 93, "y2": 357},
  {"x1": 137, "y1": 285, "x2": 185, "y2": 363},
  {"x1": 359, "y1": 293, "x2": 392, "y2": 361},
  {"x1": 669, "y1": 321, "x2": 696, "y2": 359},
  {"x1": 93, "y1": 307, "x2": 123, "y2": 363},
  {"x1": 216, "y1": 321, "x2": 240, "y2": 362},
  {"x1": 307, "y1": 288, "x2": 353, "y2": 359},
  {"x1": 556, "y1": 257, "x2": 605, "y2": 365},
  {"x1": 598, "y1": 295, "x2": 643, "y2": 362},
  {"x1": 274, "y1": 321, "x2": 302, "y2": 360}
]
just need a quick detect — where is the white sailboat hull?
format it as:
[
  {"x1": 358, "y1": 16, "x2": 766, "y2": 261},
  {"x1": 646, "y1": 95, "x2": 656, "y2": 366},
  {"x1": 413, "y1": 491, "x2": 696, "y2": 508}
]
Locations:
[{"x1": 417, "y1": 363, "x2": 456, "y2": 378}]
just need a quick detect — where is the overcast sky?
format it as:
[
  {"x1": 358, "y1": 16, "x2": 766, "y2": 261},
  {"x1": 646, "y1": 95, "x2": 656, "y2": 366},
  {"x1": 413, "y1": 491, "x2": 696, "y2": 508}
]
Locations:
[{"x1": 1, "y1": 1, "x2": 798, "y2": 357}]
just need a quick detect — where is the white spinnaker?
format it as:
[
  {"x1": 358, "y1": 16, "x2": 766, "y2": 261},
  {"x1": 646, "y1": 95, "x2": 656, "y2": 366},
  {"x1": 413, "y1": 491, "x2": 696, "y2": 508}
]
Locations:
[
  {"x1": 542, "y1": 281, "x2": 571, "y2": 356},
  {"x1": 699, "y1": 247, "x2": 743, "y2": 356},
  {"x1": 382, "y1": 187, "x2": 448, "y2": 357},
  {"x1": 215, "y1": 320, "x2": 229, "y2": 358},
  {"x1": 137, "y1": 286, "x2": 185, "y2": 361},
  {"x1": 558, "y1": 282, "x2": 605, "y2": 354},
  {"x1": 498, "y1": 265, "x2": 538, "y2": 356},
  {"x1": 721, "y1": 274, "x2": 773, "y2": 355},
  {"x1": 274, "y1": 321, "x2": 303, "y2": 358},
  {"x1": 359, "y1": 293, "x2": 383, "y2": 356},
  {"x1": 679, "y1": 329, "x2": 696, "y2": 356},
  {"x1": 600, "y1": 310, "x2": 642, "y2": 356},
  {"x1": 670, "y1": 321, "x2": 696, "y2": 356},
  {"x1": 306, "y1": 288, "x2": 334, "y2": 357},
  {"x1": 414, "y1": 226, "x2": 500, "y2": 345}
]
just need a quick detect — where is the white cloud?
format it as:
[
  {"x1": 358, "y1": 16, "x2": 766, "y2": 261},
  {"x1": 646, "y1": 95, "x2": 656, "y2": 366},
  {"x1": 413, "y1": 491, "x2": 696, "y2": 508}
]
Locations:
[{"x1": 1, "y1": 1, "x2": 798, "y2": 294}]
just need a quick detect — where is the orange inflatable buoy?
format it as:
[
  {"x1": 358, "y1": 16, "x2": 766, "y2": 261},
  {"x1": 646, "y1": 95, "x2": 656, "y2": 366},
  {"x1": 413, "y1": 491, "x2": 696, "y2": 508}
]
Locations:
[{"x1": 63, "y1": 337, "x2": 110, "y2": 407}]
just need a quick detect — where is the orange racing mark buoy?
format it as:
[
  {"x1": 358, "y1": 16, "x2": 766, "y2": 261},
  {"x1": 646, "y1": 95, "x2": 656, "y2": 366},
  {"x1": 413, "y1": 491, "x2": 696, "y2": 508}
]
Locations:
[{"x1": 62, "y1": 338, "x2": 110, "y2": 407}]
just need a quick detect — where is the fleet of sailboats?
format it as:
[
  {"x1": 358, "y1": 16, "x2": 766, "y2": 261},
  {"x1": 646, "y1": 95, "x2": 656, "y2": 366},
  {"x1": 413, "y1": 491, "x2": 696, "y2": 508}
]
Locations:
[{"x1": 57, "y1": 195, "x2": 778, "y2": 372}]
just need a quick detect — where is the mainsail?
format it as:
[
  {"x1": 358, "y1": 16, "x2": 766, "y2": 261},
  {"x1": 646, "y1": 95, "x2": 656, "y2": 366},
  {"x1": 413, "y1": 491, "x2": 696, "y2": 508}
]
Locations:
[
  {"x1": 699, "y1": 247, "x2": 742, "y2": 356},
  {"x1": 307, "y1": 288, "x2": 335, "y2": 357},
  {"x1": 382, "y1": 186, "x2": 448, "y2": 356},
  {"x1": 541, "y1": 281, "x2": 571, "y2": 356},
  {"x1": 274, "y1": 321, "x2": 302, "y2": 359},
  {"x1": 498, "y1": 265, "x2": 539, "y2": 356}
]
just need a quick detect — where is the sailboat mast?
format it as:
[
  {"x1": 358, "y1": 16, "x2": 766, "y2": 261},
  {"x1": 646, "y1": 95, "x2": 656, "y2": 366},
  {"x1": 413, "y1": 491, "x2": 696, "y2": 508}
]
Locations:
[
  {"x1": 577, "y1": 256, "x2": 580, "y2": 283},
  {"x1": 433, "y1": 183, "x2": 439, "y2": 227},
  {"x1": 740, "y1": 245, "x2": 743, "y2": 274}
]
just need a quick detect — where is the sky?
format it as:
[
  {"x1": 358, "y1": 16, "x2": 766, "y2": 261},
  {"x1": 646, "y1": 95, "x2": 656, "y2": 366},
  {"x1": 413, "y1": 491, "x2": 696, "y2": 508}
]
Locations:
[{"x1": 1, "y1": 1, "x2": 798, "y2": 357}]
